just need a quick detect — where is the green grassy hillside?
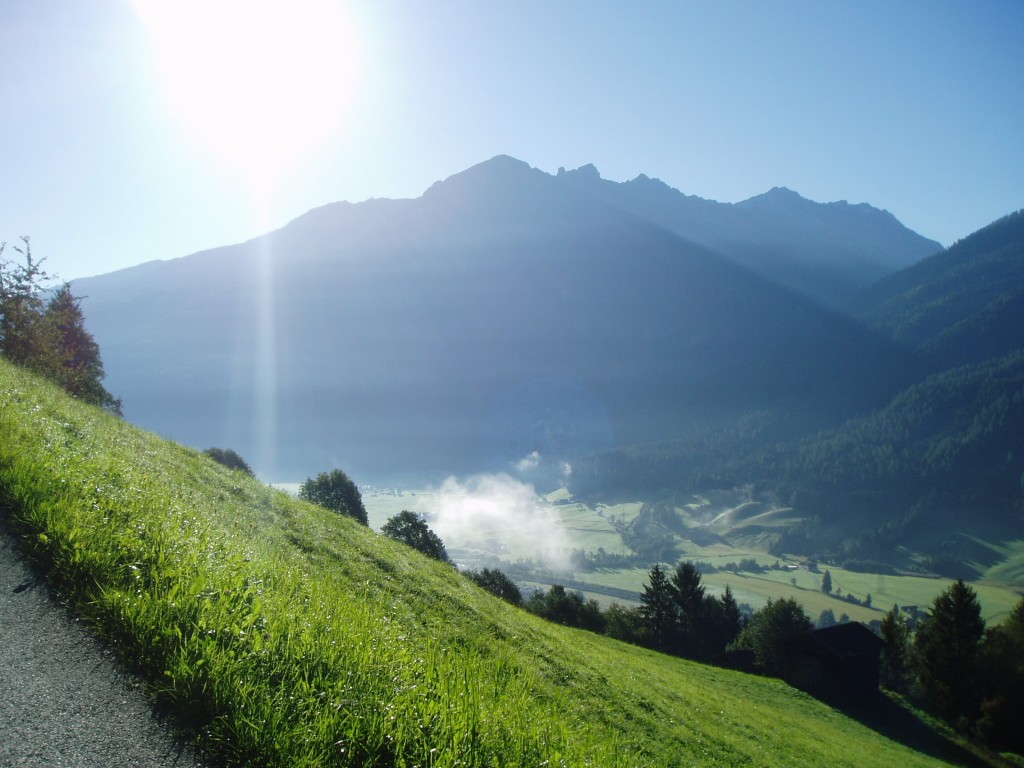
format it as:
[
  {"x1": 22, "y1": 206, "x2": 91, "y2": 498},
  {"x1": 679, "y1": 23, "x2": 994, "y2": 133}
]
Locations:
[{"x1": 0, "y1": 360, "x2": 992, "y2": 767}]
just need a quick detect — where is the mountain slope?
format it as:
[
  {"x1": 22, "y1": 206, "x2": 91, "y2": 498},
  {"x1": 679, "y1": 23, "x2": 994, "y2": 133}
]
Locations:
[
  {"x1": 570, "y1": 210, "x2": 1024, "y2": 563},
  {"x1": 74, "y1": 156, "x2": 928, "y2": 482},
  {"x1": 0, "y1": 359, "x2": 984, "y2": 767},
  {"x1": 855, "y1": 210, "x2": 1024, "y2": 368}
]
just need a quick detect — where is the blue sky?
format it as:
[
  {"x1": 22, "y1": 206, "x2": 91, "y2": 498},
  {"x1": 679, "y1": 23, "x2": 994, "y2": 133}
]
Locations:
[{"x1": 2, "y1": 1, "x2": 1022, "y2": 281}]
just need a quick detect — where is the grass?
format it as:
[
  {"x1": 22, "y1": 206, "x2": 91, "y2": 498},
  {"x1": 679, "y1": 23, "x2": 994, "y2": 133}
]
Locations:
[{"x1": 0, "y1": 359, "x2": 1003, "y2": 767}]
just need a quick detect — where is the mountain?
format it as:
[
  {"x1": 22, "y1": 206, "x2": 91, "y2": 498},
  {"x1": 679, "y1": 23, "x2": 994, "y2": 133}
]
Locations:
[
  {"x1": 556, "y1": 165, "x2": 941, "y2": 305},
  {"x1": 74, "y1": 156, "x2": 930, "y2": 483},
  {"x1": 569, "y1": 211, "x2": 1024, "y2": 567},
  {"x1": 854, "y1": 209, "x2": 1024, "y2": 368}
]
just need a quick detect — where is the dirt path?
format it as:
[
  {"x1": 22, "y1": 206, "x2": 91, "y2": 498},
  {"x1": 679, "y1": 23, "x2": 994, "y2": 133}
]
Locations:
[{"x1": 0, "y1": 523, "x2": 208, "y2": 768}]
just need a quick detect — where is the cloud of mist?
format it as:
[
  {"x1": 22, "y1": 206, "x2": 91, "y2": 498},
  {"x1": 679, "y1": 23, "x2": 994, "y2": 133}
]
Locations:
[
  {"x1": 513, "y1": 451, "x2": 541, "y2": 472},
  {"x1": 426, "y1": 473, "x2": 573, "y2": 570}
]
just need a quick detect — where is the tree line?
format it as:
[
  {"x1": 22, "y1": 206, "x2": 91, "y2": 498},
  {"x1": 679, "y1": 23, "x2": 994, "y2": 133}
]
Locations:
[
  {"x1": 0, "y1": 238, "x2": 120, "y2": 413},
  {"x1": 469, "y1": 555, "x2": 1024, "y2": 755}
]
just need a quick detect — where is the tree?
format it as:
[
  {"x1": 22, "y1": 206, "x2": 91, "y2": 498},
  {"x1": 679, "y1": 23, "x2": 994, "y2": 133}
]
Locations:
[
  {"x1": 912, "y1": 579, "x2": 985, "y2": 721},
  {"x1": 465, "y1": 568, "x2": 522, "y2": 606},
  {"x1": 604, "y1": 602, "x2": 646, "y2": 644},
  {"x1": 0, "y1": 240, "x2": 120, "y2": 413},
  {"x1": 0, "y1": 237, "x2": 49, "y2": 367},
  {"x1": 670, "y1": 561, "x2": 706, "y2": 649},
  {"x1": 700, "y1": 585, "x2": 743, "y2": 659},
  {"x1": 41, "y1": 285, "x2": 121, "y2": 413},
  {"x1": 975, "y1": 596, "x2": 1024, "y2": 751},
  {"x1": 526, "y1": 585, "x2": 605, "y2": 633},
  {"x1": 821, "y1": 569, "x2": 832, "y2": 594},
  {"x1": 639, "y1": 564, "x2": 676, "y2": 652},
  {"x1": 718, "y1": 584, "x2": 743, "y2": 645},
  {"x1": 382, "y1": 510, "x2": 450, "y2": 563},
  {"x1": 298, "y1": 469, "x2": 367, "y2": 525},
  {"x1": 204, "y1": 447, "x2": 255, "y2": 477},
  {"x1": 730, "y1": 597, "x2": 812, "y2": 677},
  {"x1": 879, "y1": 604, "x2": 909, "y2": 689}
]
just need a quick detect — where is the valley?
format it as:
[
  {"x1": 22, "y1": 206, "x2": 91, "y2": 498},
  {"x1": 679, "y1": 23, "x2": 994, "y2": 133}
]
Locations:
[{"x1": 363, "y1": 487, "x2": 1023, "y2": 625}]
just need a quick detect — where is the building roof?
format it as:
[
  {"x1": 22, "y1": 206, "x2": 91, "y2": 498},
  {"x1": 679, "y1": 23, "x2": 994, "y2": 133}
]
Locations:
[{"x1": 785, "y1": 622, "x2": 885, "y2": 659}]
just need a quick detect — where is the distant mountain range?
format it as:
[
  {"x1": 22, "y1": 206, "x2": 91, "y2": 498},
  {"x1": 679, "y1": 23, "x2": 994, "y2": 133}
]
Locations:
[{"x1": 75, "y1": 156, "x2": 940, "y2": 487}]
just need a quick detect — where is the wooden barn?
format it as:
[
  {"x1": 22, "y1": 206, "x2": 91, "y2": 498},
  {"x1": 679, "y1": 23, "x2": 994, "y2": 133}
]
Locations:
[{"x1": 783, "y1": 622, "x2": 884, "y2": 704}]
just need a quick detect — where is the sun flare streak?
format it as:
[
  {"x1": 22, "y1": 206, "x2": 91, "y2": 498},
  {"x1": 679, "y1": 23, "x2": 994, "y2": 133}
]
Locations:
[{"x1": 132, "y1": 1, "x2": 359, "y2": 476}]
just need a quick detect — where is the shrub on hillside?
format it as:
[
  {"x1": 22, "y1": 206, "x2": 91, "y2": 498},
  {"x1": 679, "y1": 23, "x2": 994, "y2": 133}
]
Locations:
[
  {"x1": 203, "y1": 448, "x2": 256, "y2": 477},
  {"x1": 298, "y1": 468, "x2": 367, "y2": 525}
]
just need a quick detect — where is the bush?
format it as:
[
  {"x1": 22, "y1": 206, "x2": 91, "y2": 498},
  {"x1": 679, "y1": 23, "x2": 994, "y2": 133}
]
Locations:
[
  {"x1": 465, "y1": 568, "x2": 522, "y2": 606},
  {"x1": 298, "y1": 468, "x2": 367, "y2": 525},
  {"x1": 203, "y1": 447, "x2": 255, "y2": 476},
  {"x1": 382, "y1": 510, "x2": 450, "y2": 563}
]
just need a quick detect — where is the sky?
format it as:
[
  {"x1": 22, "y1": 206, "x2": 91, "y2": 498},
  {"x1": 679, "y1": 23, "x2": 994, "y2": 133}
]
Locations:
[{"x1": 1, "y1": 1, "x2": 1022, "y2": 282}]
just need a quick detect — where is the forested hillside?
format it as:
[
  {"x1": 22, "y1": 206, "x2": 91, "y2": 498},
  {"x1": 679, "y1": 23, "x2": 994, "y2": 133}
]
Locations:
[
  {"x1": 856, "y1": 210, "x2": 1024, "y2": 368},
  {"x1": 570, "y1": 212, "x2": 1024, "y2": 566}
]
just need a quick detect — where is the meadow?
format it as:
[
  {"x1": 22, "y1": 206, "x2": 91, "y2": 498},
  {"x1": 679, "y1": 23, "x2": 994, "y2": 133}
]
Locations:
[
  {"x1": 365, "y1": 490, "x2": 1023, "y2": 625},
  {"x1": 0, "y1": 359, "x2": 1001, "y2": 767}
]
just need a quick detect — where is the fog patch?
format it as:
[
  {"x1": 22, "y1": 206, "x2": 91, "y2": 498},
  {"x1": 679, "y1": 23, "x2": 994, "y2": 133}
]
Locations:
[
  {"x1": 426, "y1": 474, "x2": 572, "y2": 570},
  {"x1": 513, "y1": 451, "x2": 541, "y2": 473}
]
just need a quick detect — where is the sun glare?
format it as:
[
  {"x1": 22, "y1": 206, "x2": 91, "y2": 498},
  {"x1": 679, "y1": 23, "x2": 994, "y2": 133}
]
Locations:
[
  {"x1": 133, "y1": 0, "x2": 358, "y2": 200},
  {"x1": 130, "y1": 0, "x2": 358, "y2": 472}
]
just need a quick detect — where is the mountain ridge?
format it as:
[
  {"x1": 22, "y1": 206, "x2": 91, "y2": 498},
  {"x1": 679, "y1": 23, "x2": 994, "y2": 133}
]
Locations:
[
  {"x1": 74, "y1": 155, "x2": 934, "y2": 484},
  {"x1": 855, "y1": 209, "x2": 1024, "y2": 368}
]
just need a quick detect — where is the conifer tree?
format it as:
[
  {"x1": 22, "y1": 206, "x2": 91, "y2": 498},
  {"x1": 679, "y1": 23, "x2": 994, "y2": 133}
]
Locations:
[
  {"x1": 912, "y1": 579, "x2": 985, "y2": 720},
  {"x1": 670, "y1": 561, "x2": 707, "y2": 656},
  {"x1": 639, "y1": 564, "x2": 676, "y2": 652},
  {"x1": 879, "y1": 604, "x2": 909, "y2": 689},
  {"x1": 702, "y1": 584, "x2": 743, "y2": 658},
  {"x1": 719, "y1": 584, "x2": 743, "y2": 643}
]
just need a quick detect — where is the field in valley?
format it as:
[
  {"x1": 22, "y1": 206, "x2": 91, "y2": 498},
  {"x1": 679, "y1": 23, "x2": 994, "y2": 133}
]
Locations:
[{"x1": 365, "y1": 488, "x2": 1023, "y2": 624}]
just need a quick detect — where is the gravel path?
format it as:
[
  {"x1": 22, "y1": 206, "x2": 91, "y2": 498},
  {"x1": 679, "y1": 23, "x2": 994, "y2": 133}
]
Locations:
[{"x1": 0, "y1": 522, "x2": 208, "y2": 768}]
